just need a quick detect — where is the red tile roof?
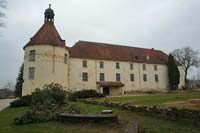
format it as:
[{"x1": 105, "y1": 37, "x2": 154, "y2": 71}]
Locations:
[
  {"x1": 70, "y1": 41, "x2": 169, "y2": 65},
  {"x1": 24, "y1": 22, "x2": 65, "y2": 49}
]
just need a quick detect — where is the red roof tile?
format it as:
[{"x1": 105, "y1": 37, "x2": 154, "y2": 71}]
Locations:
[
  {"x1": 24, "y1": 22, "x2": 65, "y2": 49},
  {"x1": 70, "y1": 41, "x2": 169, "y2": 65}
]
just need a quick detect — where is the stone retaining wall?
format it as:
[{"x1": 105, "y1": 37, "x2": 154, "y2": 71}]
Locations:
[{"x1": 81, "y1": 99, "x2": 200, "y2": 126}]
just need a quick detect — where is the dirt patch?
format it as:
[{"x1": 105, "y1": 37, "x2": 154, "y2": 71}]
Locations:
[{"x1": 164, "y1": 99, "x2": 200, "y2": 110}]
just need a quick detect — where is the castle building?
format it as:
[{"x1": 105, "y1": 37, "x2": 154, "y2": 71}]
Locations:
[{"x1": 22, "y1": 6, "x2": 185, "y2": 96}]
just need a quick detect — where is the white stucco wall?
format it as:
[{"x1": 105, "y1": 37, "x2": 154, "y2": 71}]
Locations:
[
  {"x1": 22, "y1": 45, "x2": 69, "y2": 95},
  {"x1": 68, "y1": 58, "x2": 185, "y2": 93}
]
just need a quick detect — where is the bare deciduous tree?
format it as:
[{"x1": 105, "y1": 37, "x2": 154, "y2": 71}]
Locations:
[
  {"x1": 4, "y1": 81, "x2": 15, "y2": 91},
  {"x1": 171, "y1": 46, "x2": 200, "y2": 85},
  {"x1": 0, "y1": 0, "x2": 6, "y2": 27}
]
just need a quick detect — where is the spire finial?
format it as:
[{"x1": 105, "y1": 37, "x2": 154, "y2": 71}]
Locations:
[{"x1": 44, "y1": 4, "x2": 55, "y2": 23}]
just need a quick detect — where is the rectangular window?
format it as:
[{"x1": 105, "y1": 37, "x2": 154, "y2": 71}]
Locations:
[
  {"x1": 116, "y1": 62, "x2": 120, "y2": 69},
  {"x1": 100, "y1": 73, "x2": 104, "y2": 81},
  {"x1": 116, "y1": 73, "x2": 120, "y2": 81},
  {"x1": 154, "y1": 65, "x2": 157, "y2": 71},
  {"x1": 143, "y1": 64, "x2": 146, "y2": 70},
  {"x1": 29, "y1": 50, "x2": 36, "y2": 61},
  {"x1": 130, "y1": 74, "x2": 134, "y2": 82},
  {"x1": 100, "y1": 61, "x2": 104, "y2": 68},
  {"x1": 83, "y1": 61, "x2": 87, "y2": 68},
  {"x1": 29, "y1": 67, "x2": 35, "y2": 80},
  {"x1": 155, "y1": 74, "x2": 159, "y2": 82},
  {"x1": 82, "y1": 72, "x2": 88, "y2": 81},
  {"x1": 143, "y1": 74, "x2": 147, "y2": 82},
  {"x1": 64, "y1": 53, "x2": 67, "y2": 63},
  {"x1": 130, "y1": 64, "x2": 133, "y2": 70}
]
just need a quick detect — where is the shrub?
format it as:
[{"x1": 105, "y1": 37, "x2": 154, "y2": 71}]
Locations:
[
  {"x1": 68, "y1": 90, "x2": 105, "y2": 101},
  {"x1": 31, "y1": 83, "x2": 67, "y2": 106},
  {"x1": 10, "y1": 95, "x2": 32, "y2": 107},
  {"x1": 14, "y1": 103, "x2": 81, "y2": 124},
  {"x1": 14, "y1": 83, "x2": 80, "y2": 124}
]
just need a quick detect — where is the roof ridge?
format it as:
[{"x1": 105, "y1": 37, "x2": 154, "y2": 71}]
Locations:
[{"x1": 77, "y1": 40, "x2": 161, "y2": 52}]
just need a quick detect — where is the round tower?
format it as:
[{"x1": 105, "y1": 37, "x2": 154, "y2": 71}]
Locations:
[{"x1": 22, "y1": 5, "x2": 69, "y2": 95}]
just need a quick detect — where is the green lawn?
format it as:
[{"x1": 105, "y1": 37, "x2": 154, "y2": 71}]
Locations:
[
  {"x1": 0, "y1": 102, "x2": 200, "y2": 133},
  {"x1": 104, "y1": 91, "x2": 200, "y2": 109}
]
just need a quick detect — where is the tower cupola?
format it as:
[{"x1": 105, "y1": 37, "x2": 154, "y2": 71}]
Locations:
[{"x1": 44, "y1": 4, "x2": 55, "y2": 23}]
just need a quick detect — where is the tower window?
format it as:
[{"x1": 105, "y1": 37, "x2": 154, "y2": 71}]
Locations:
[
  {"x1": 154, "y1": 65, "x2": 157, "y2": 71},
  {"x1": 116, "y1": 73, "x2": 120, "y2": 81},
  {"x1": 29, "y1": 50, "x2": 36, "y2": 61},
  {"x1": 100, "y1": 61, "x2": 104, "y2": 68},
  {"x1": 130, "y1": 64, "x2": 133, "y2": 70},
  {"x1": 29, "y1": 67, "x2": 35, "y2": 80},
  {"x1": 143, "y1": 64, "x2": 146, "y2": 70},
  {"x1": 100, "y1": 73, "x2": 104, "y2": 81},
  {"x1": 155, "y1": 74, "x2": 159, "y2": 82},
  {"x1": 82, "y1": 72, "x2": 88, "y2": 81},
  {"x1": 83, "y1": 61, "x2": 87, "y2": 68},
  {"x1": 64, "y1": 53, "x2": 67, "y2": 63},
  {"x1": 143, "y1": 74, "x2": 147, "y2": 82},
  {"x1": 116, "y1": 62, "x2": 120, "y2": 69},
  {"x1": 130, "y1": 74, "x2": 134, "y2": 82}
]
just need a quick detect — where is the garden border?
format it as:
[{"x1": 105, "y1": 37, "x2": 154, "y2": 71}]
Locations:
[{"x1": 81, "y1": 99, "x2": 200, "y2": 126}]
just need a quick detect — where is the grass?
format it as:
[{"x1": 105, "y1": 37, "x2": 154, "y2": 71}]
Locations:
[
  {"x1": 0, "y1": 102, "x2": 200, "y2": 133},
  {"x1": 104, "y1": 91, "x2": 200, "y2": 109}
]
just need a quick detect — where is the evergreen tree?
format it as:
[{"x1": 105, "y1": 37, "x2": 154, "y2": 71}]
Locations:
[
  {"x1": 14, "y1": 63, "x2": 24, "y2": 97},
  {"x1": 167, "y1": 54, "x2": 180, "y2": 90}
]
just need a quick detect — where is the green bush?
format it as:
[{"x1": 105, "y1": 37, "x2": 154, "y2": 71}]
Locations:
[
  {"x1": 14, "y1": 103, "x2": 81, "y2": 124},
  {"x1": 31, "y1": 83, "x2": 67, "y2": 106},
  {"x1": 69, "y1": 90, "x2": 105, "y2": 101},
  {"x1": 10, "y1": 95, "x2": 32, "y2": 107},
  {"x1": 14, "y1": 83, "x2": 80, "y2": 125}
]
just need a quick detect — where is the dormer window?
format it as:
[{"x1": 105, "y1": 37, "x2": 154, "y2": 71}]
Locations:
[
  {"x1": 29, "y1": 50, "x2": 35, "y2": 62},
  {"x1": 146, "y1": 55, "x2": 150, "y2": 60}
]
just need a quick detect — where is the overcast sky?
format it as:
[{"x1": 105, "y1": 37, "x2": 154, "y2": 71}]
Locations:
[{"x1": 0, "y1": 0, "x2": 200, "y2": 88}]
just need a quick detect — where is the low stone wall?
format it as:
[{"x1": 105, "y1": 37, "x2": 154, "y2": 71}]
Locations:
[{"x1": 81, "y1": 99, "x2": 200, "y2": 126}]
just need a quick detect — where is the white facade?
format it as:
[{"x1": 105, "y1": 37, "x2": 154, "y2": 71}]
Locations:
[{"x1": 22, "y1": 44, "x2": 185, "y2": 96}]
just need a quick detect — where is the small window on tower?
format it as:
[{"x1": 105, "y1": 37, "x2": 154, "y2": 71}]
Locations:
[
  {"x1": 29, "y1": 50, "x2": 36, "y2": 62},
  {"x1": 29, "y1": 67, "x2": 35, "y2": 80},
  {"x1": 154, "y1": 65, "x2": 157, "y2": 71},
  {"x1": 143, "y1": 64, "x2": 146, "y2": 70},
  {"x1": 64, "y1": 53, "x2": 67, "y2": 63}
]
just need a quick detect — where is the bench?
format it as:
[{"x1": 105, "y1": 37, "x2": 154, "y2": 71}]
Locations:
[{"x1": 59, "y1": 113, "x2": 118, "y2": 123}]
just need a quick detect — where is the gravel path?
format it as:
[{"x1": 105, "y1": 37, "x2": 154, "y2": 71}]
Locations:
[{"x1": 0, "y1": 99, "x2": 16, "y2": 111}]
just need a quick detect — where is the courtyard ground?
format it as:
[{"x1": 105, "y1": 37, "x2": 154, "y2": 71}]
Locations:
[{"x1": 0, "y1": 102, "x2": 200, "y2": 133}]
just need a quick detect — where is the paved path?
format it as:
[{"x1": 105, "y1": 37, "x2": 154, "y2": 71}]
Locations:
[{"x1": 0, "y1": 99, "x2": 16, "y2": 111}]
